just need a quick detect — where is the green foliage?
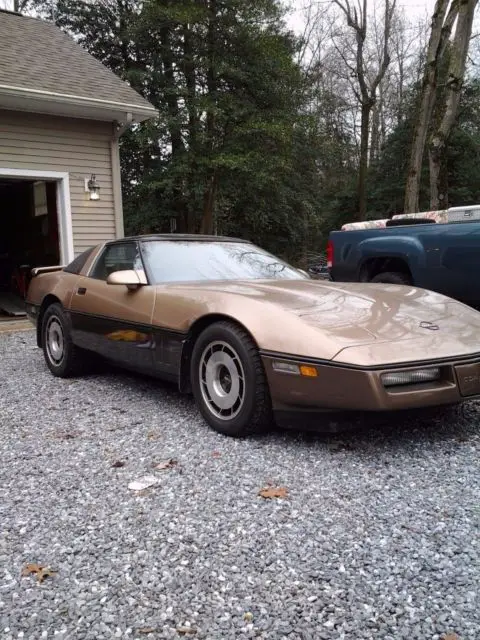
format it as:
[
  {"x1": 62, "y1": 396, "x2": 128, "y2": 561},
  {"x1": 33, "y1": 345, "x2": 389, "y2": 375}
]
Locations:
[
  {"x1": 368, "y1": 79, "x2": 480, "y2": 217},
  {"x1": 25, "y1": 0, "x2": 340, "y2": 261},
  {"x1": 22, "y1": 1, "x2": 480, "y2": 258}
]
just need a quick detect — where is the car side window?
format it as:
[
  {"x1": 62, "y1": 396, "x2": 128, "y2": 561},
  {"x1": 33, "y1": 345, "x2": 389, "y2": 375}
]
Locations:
[{"x1": 90, "y1": 242, "x2": 144, "y2": 281}]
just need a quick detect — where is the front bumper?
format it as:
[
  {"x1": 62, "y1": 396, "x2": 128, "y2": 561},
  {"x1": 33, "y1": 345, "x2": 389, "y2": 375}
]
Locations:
[{"x1": 261, "y1": 353, "x2": 480, "y2": 423}]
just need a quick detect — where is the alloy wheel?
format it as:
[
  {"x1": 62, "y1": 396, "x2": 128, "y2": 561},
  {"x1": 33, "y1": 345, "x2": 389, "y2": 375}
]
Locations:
[{"x1": 199, "y1": 340, "x2": 246, "y2": 420}]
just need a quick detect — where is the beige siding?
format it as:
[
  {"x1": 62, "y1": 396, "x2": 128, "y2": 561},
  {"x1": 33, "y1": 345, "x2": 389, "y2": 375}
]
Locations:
[{"x1": 0, "y1": 109, "x2": 118, "y2": 255}]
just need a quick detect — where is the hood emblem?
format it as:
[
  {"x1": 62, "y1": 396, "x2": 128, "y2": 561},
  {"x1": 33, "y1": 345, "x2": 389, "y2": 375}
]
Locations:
[{"x1": 419, "y1": 321, "x2": 439, "y2": 331}]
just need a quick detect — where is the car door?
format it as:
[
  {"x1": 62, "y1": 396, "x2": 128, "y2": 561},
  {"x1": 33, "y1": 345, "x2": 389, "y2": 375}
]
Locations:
[{"x1": 68, "y1": 241, "x2": 156, "y2": 372}]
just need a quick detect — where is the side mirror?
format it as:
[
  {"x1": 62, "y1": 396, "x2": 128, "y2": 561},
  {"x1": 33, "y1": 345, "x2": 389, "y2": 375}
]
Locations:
[{"x1": 106, "y1": 269, "x2": 146, "y2": 290}]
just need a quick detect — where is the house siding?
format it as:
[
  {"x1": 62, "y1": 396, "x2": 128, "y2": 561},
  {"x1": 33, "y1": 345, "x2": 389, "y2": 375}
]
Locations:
[{"x1": 0, "y1": 109, "x2": 119, "y2": 255}]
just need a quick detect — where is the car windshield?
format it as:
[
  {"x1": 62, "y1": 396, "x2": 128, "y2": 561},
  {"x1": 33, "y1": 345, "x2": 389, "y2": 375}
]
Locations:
[{"x1": 140, "y1": 240, "x2": 305, "y2": 284}]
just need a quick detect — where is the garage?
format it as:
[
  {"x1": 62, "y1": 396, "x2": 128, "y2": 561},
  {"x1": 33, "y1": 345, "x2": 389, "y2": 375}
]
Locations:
[
  {"x1": 0, "y1": 178, "x2": 60, "y2": 317},
  {"x1": 0, "y1": 8, "x2": 156, "y2": 323}
]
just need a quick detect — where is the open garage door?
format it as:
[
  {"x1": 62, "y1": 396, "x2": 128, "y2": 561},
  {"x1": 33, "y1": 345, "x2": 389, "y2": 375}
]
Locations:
[{"x1": 0, "y1": 179, "x2": 60, "y2": 318}]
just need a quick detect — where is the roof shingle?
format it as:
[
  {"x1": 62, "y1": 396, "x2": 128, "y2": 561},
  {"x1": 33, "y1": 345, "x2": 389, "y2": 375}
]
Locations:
[{"x1": 0, "y1": 10, "x2": 154, "y2": 112}]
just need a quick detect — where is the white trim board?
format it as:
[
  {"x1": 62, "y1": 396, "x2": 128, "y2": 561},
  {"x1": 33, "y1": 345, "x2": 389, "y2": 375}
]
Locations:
[{"x1": 0, "y1": 168, "x2": 74, "y2": 264}]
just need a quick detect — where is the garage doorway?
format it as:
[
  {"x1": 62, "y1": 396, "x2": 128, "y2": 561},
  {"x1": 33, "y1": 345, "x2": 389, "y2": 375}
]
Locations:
[{"x1": 0, "y1": 170, "x2": 73, "y2": 320}]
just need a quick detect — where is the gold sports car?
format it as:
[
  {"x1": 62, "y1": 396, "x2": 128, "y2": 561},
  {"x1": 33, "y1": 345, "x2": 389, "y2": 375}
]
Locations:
[{"x1": 26, "y1": 234, "x2": 480, "y2": 437}]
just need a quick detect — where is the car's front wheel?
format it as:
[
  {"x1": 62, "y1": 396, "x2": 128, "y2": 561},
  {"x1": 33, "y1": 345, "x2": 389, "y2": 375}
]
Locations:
[
  {"x1": 42, "y1": 303, "x2": 91, "y2": 377},
  {"x1": 191, "y1": 321, "x2": 272, "y2": 437}
]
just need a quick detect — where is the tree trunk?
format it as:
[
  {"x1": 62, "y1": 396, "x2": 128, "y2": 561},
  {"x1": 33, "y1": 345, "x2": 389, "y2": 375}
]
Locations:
[
  {"x1": 200, "y1": 0, "x2": 218, "y2": 234},
  {"x1": 358, "y1": 102, "x2": 371, "y2": 221},
  {"x1": 159, "y1": 25, "x2": 186, "y2": 231},
  {"x1": 183, "y1": 23, "x2": 199, "y2": 233},
  {"x1": 13, "y1": 0, "x2": 27, "y2": 12},
  {"x1": 404, "y1": 0, "x2": 459, "y2": 213},
  {"x1": 200, "y1": 172, "x2": 218, "y2": 234},
  {"x1": 428, "y1": 0, "x2": 477, "y2": 209},
  {"x1": 429, "y1": 147, "x2": 450, "y2": 208},
  {"x1": 369, "y1": 102, "x2": 379, "y2": 166}
]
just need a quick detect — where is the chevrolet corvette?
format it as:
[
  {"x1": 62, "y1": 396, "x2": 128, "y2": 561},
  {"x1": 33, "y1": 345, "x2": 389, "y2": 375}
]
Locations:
[{"x1": 25, "y1": 234, "x2": 480, "y2": 436}]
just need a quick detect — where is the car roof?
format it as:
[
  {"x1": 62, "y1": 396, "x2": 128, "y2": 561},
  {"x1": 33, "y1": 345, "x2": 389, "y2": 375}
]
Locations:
[{"x1": 105, "y1": 233, "x2": 251, "y2": 245}]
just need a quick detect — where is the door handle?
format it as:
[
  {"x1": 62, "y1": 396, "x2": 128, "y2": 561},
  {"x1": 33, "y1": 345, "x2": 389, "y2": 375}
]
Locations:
[{"x1": 77, "y1": 287, "x2": 87, "y2": 295}]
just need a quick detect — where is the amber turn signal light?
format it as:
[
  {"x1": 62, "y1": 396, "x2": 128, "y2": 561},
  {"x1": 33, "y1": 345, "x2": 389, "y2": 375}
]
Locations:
[
  {"x1": 300, "y1": 365, "x2": 318, "y2": 378},
  {"x1": 272, "y1": 361, "x2": 318, "y2": 377}
]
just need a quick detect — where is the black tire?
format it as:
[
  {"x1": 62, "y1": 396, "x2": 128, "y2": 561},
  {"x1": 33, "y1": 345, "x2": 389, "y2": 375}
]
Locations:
[
  {"x1": 370, "y1": 271, "x2": 412, "y2": 285},
  {"x1": 41, "y1": 303, "x2": 91, "y2": 377},
  {"x1": 190, "y1": 321, "x2": 272, "y2": 437}
]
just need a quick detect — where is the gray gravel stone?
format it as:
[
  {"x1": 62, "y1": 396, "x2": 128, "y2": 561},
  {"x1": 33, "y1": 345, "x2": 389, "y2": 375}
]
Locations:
[{"x1": 1, "y1": 331, "x2": 479, "y2": 639}]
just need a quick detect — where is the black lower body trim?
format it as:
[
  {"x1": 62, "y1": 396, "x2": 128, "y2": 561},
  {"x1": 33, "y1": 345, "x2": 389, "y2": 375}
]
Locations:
[
  {"x1": 274, "y1": 409, "x2": 364, "y2": 433},
  {"x1": 274, "y1": 405, "x2": 462, "y2": 433}
]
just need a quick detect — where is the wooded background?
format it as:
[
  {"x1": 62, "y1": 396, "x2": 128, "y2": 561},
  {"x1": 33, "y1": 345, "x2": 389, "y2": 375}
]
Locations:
[{"x1": 5, "y1": 0, "x2": 480, "y2": 264}]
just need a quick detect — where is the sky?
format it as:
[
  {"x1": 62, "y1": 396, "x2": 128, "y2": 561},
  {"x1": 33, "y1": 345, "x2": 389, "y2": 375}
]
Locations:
[{"x1": 285, "y1": 0, "x2": 437, "y2": 34}]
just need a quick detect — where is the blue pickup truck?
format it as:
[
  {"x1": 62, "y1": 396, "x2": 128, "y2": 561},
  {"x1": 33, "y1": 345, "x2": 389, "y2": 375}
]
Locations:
[{"x1": 327, "y1": 218, "x2": 480, "y2": 307}]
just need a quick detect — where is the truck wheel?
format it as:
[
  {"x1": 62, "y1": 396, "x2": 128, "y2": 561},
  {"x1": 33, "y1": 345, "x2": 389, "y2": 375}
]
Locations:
[{"x1": 370, "y1": 271, "x2": 412, "y2": 285}]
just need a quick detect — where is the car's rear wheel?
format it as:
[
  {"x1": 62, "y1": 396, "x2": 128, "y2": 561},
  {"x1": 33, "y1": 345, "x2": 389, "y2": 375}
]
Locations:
[
  {"x1": 191, "y1": 321, "x2": 272, "y2": 437},
  {"x1": 370, "y1": 271, "x2": 412, "y2": 285},
  {"x1": 42, "y1": 303, "x2": 91, "y2": 377}
]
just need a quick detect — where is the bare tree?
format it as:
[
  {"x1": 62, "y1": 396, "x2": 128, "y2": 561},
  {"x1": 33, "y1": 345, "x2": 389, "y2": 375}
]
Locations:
[
  {"x1": 428, "y1": 0, "x2": 478, "y2": 208},
  {"x1": 388, "y1": 13, "x2": 430, "y2": 126},
  {"x1": 332, "y1": 0, "x2": 397, "y2": 220},
  {"x1": 403, "y1": 0, "x2": 459, "y2": 213},
  {"x1": 366, "y1": 9, "x2": 426, "y2": 162}
]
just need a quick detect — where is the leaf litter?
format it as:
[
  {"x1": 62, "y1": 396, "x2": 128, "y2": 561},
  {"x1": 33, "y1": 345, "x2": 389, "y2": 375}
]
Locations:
[
  {"x1": 176, "y1": 626, "x2": 197, "y2": 635},
  {"x1": 258, "y1": 486, "x2": 288, "y2": 499},
  {"x1": 21, "y1": 563, "x2": 57, "y2": 584},
  {"x1": 151, "y1": 458, "x2": 178, "y2": 471}
]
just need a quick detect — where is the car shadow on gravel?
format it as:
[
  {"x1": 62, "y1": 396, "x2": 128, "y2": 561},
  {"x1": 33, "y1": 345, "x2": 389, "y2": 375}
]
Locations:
[
  {"x1": 100, "y1": 363, "x2": 480, "y2": 453},
  {"x1": 271, "y1": 402, "x2": 480, "y2": 452}
]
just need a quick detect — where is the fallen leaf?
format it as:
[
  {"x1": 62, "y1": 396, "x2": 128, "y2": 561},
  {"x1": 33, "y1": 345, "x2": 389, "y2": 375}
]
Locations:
[
  {"x1": 176, "y1": 627, "x2": 197, "y2": 635},
  {"x1": 147, "y1": 432, "x2": 160, "y2": 440},
  {"x1": 111, "y1": 460, "x2": 126, "y2": 468},
  {"x1": 258, "y1": 486, "x2": 288, "y2": 499},
  {"x1": 152, "y1": 458, "x2": 178, "y2": 471},
  {"x1": 243, "y1": 612, "x2": 254, "y2": 622},
  {"x1": 36, "y1": 568, "x2": 57, "y2": 583},
  {"x1": 22, "y1": 563, "x2": 41, "y2": 576},
  {"x1": 21, "y1": 563, "x2": 57, "y2": 583},
  {"x1": 212, "y1": 451, "x2": 221, "y2": 458},
  {"x1": 137, "y1": 628, "x2": 157, "y2": 635},
  {"x1": 441, "y1": 634, "x2": 460, "y2": 640}
]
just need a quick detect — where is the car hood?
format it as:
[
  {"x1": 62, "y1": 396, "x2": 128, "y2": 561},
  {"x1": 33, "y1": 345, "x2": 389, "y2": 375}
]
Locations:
[{"x1": 162, "y1": 279, "x2": 480, "y2": 365}]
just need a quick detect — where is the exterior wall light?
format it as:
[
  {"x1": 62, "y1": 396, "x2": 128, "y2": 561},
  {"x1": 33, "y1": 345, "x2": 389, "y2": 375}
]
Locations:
[{"x1": 85, "y1": 174, "x2": 100, "y2": 200}]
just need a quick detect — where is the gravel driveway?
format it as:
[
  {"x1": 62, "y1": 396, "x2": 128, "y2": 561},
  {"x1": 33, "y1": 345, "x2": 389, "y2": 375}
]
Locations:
[{"x1": 1, "y1": 331, "x2": 479, "y2": 640}]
